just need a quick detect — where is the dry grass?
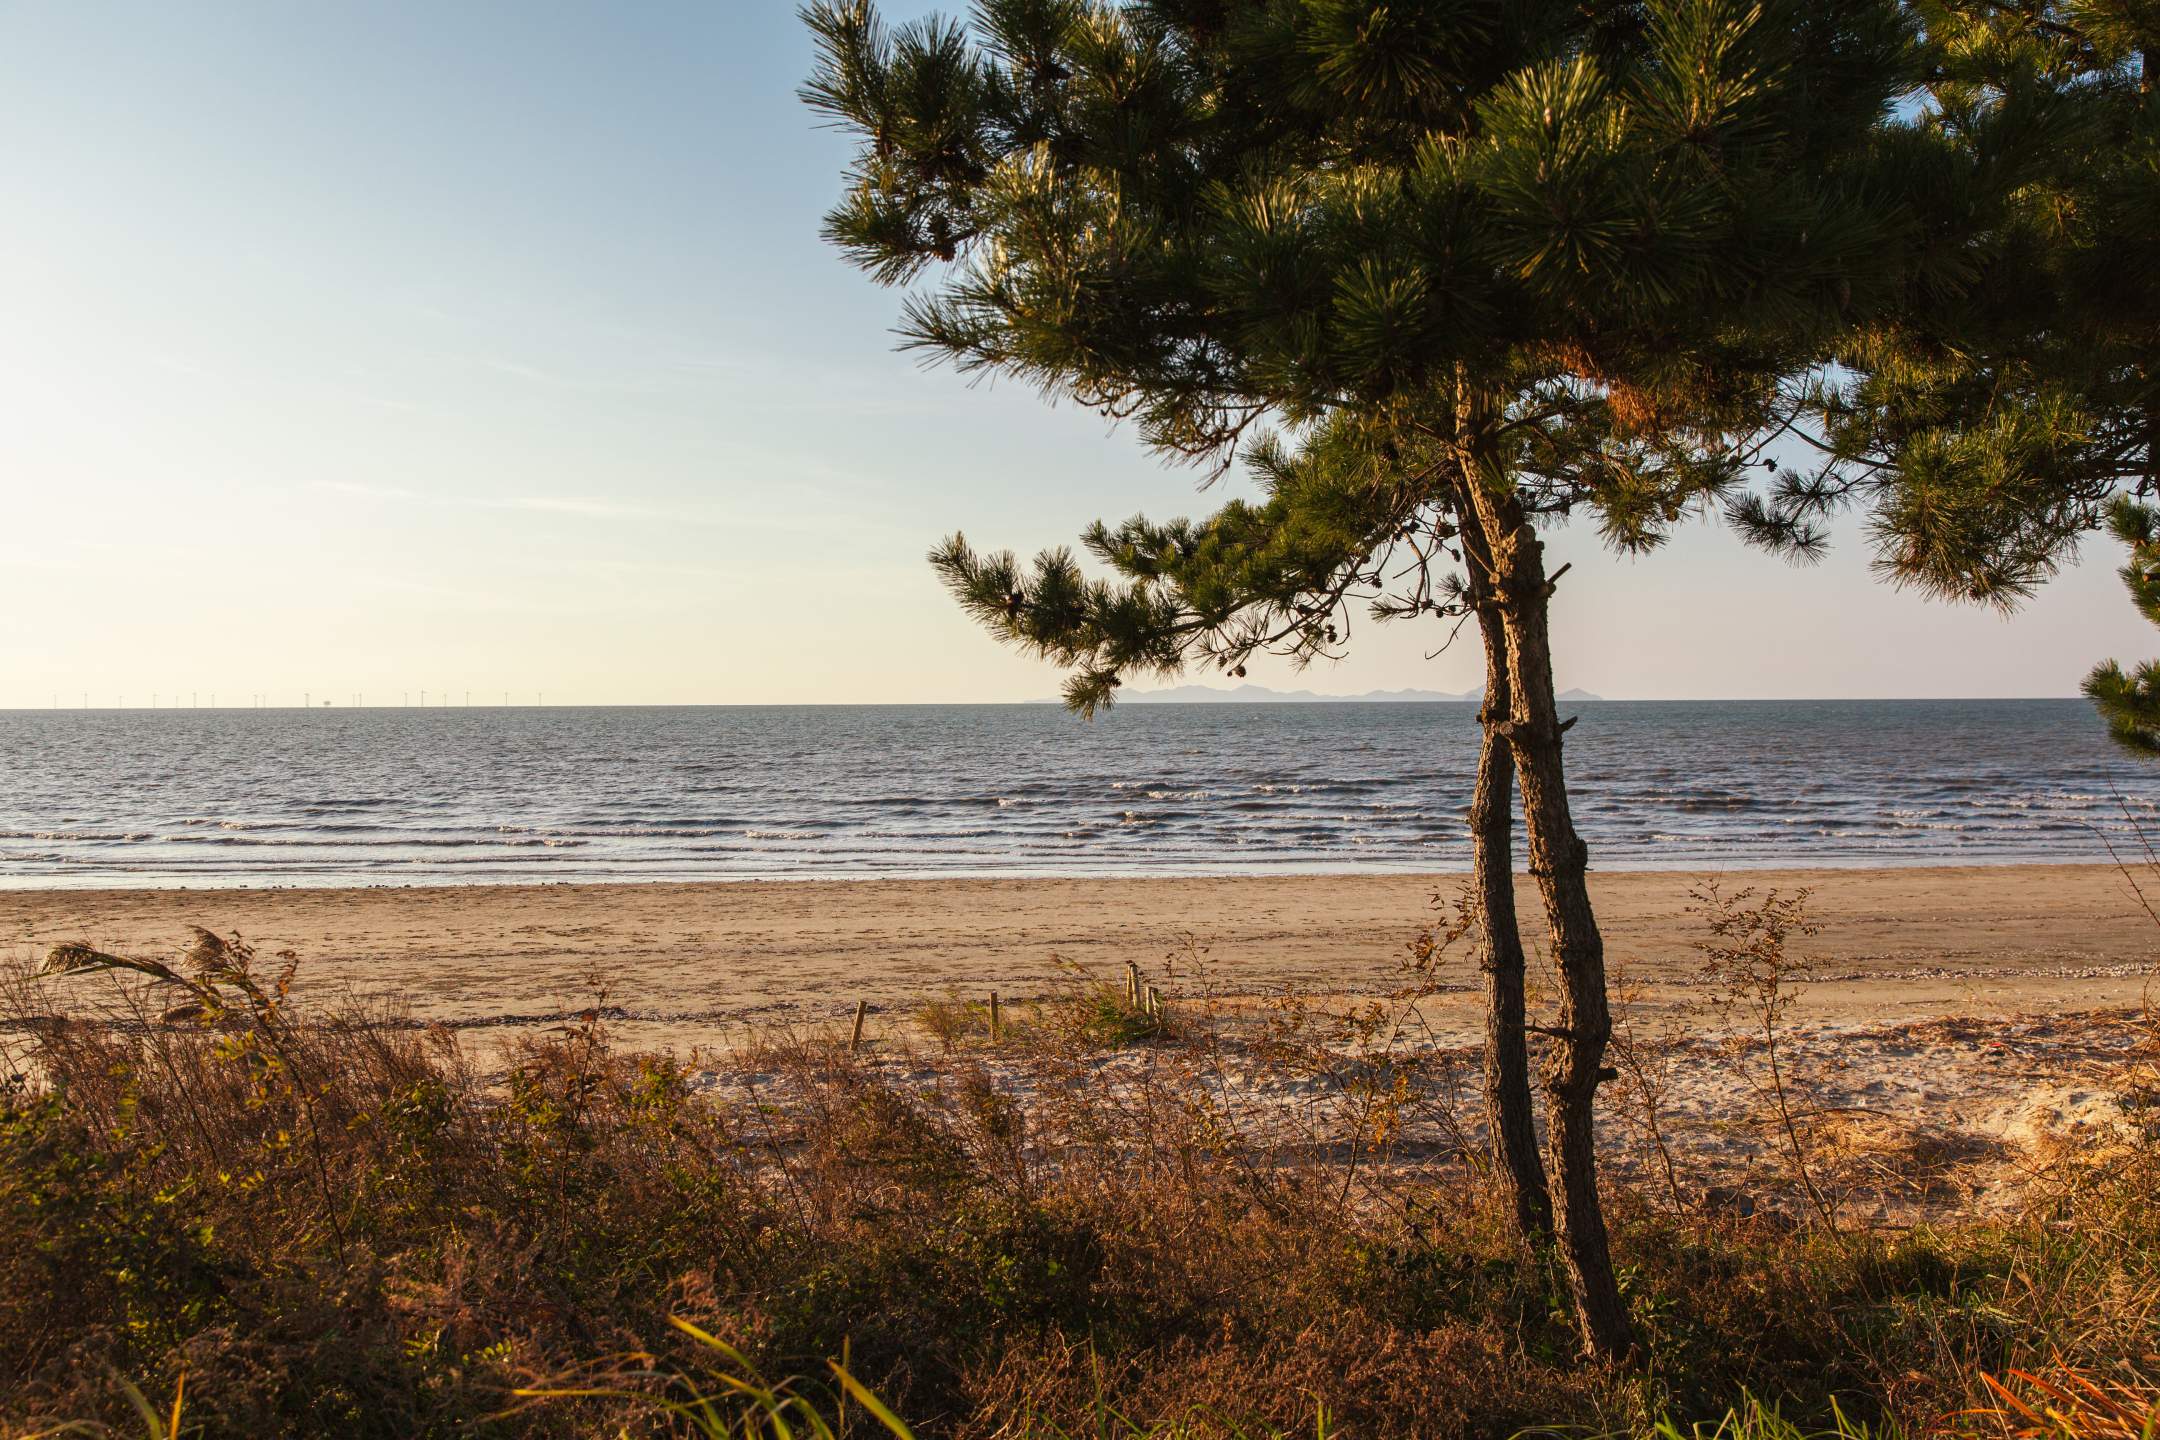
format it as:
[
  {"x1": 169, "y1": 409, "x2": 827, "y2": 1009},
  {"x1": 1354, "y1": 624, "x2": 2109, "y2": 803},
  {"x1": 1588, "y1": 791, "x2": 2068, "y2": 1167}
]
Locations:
[
  {"x1": 1966, "y1": 1366, "x2": 2160, "y2": 1440},
  {"x1": 2, "y1": 931, "x2": 2156, "y2": 1439}
]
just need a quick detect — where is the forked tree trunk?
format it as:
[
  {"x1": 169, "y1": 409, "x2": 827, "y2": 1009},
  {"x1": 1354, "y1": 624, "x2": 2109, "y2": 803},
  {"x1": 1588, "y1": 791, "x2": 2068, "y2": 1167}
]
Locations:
[
  {"x1": 1458, "y1": 426, "x2": 1633, "y2": 1362},
  {"x1": 1462, "y1": 513, "x2": 1553, "y2": 1243}
]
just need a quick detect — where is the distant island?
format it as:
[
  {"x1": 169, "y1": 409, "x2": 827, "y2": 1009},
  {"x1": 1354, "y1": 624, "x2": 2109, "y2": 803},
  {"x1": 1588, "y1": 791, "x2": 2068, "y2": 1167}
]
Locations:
[{"x1": 1058, "y1": 682, "x2": 1605, "y2": 703}]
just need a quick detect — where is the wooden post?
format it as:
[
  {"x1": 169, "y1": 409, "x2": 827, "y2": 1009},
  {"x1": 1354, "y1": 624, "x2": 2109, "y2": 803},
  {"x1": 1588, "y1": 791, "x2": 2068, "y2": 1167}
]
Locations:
[
  {"x1": 850, "y1": 999, "x2": 867, "y2": 1053},
  {"x1": 989, "y1": 991, "x2": 1002, "y2": 1040},
  {"x1": 1145, "y1": 984, "x2": 1161, "y2": 1020},
  {"x1": 1126, "y1": 960, "x2": 1141, "y2": 1009}
]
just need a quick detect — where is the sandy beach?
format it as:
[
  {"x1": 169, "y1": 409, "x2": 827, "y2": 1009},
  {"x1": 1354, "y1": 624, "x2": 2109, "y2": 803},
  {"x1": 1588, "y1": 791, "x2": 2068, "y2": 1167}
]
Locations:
[
  {"x1": 8, "y1": 863, "x2": 2153, "y2": 1044},
  {"x1": 12, "y1": 863, "x2": 2151, "y2": 1226}
]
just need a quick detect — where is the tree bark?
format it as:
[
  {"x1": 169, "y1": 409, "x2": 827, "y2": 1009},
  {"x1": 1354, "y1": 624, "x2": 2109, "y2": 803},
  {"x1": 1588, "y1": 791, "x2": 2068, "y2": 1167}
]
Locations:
[
  {"x1": 1457, "y1": 417, "x2": 1634, "y2": 1362},
  {"x1": 1459, "y1": 501, "x2": 1554, "y2": 1243}
]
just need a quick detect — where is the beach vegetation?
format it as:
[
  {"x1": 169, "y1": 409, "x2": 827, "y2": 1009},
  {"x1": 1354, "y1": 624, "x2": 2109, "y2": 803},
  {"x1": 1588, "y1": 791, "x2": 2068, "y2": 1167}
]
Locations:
[
  {"x1": 912, "y1": 959, "x2": 1172, "y2": 1052},
  {"x1": 4, "y1": 934, "x2": 2156, "y2": 1437},
  {"x1": 1688, "y1": 886, "x2": 1836, "y2": 1233}
]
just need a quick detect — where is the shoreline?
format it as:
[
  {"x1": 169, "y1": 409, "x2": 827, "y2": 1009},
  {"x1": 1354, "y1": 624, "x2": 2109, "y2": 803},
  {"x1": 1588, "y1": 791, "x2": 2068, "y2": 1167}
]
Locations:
[
  {"x1": 0, "y1": 851, "x2": 2138, "y2": 893},
  {"x1": 0, "y1": 696, "x2": 2103, "y2": 710},
  {"x1": 8, "y1": 863, "x2": 2154, "y2": 1049}
]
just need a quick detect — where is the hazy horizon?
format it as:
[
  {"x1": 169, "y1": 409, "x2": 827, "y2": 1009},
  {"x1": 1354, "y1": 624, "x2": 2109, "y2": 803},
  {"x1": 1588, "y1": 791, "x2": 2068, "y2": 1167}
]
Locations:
[
  {"x1": 0, "y1": 692, "x2": 2114, "y2": 710},
  {"x1": 2, "y1": 2, "x2": 2149, "y2": 709}
]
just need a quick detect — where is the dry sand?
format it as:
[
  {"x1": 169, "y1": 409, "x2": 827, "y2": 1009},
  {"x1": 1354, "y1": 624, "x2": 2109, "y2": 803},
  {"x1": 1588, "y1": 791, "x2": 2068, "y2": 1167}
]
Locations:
[
  {"x1": 6, "y1": 865, "x2": 2155, "y2": 1222},
  {"x1": 5, "y1": 864, "x2": 2152, "y2": 1043}
]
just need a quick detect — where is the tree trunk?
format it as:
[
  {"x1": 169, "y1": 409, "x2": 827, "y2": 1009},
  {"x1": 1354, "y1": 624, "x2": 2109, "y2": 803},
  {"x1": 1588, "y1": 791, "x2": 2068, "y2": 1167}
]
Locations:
[
  {"x1": 1460, "y1": 505, "x2": 1553, "y2": 1243},
  {"x1": 1457, "y1": 423, "x2": 1633, "y2": 1362}
]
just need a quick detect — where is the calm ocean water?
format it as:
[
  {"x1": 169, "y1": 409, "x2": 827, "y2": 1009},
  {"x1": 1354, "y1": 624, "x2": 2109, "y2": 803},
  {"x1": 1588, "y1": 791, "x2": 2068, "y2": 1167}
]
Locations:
[{"x1": 0, "y1": 701, "x2": 2153, "y2": 888}]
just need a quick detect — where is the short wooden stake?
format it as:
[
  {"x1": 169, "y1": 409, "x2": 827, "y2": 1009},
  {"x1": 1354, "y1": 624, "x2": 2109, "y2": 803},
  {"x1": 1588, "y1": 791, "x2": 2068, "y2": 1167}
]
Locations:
[
  {"x1": 989, "y1": 991, "x2": 1001, "y2": 1040},
  {"x1": 1145, "y1": 984, "x2": 1161, "y2": 1019},
  {"x1": 849, "y1": 999, "x2": 867, "y2": 1053},
  {"x1": 1126, "y1": 960, "x2": 1141, "y2": 1009}
]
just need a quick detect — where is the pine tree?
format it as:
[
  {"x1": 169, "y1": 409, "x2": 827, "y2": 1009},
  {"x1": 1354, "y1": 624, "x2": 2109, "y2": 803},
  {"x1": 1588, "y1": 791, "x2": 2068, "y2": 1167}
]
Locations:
[
  {"x1": 1725, "y1": 4, "x2": 2158, "y2": 751},
  {"x1": 2087, "y1": 498, "x2": 2160, "y2": 750},
  {"x1": 804, "y1": 0, "x2": 1933, "y2": 1359},
  {"x1": 1745, "y1": 1, "x2": 2158, "y2": 598}
]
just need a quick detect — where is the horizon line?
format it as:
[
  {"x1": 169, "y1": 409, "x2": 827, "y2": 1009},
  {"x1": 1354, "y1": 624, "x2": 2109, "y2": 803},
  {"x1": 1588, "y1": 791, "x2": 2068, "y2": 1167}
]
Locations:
[{"x1": 0, "y1": 695, "x2": 2096, "y2": 711}]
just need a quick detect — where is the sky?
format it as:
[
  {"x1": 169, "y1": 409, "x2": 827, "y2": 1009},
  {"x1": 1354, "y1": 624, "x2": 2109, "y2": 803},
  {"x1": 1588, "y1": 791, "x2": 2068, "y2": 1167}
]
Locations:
[{"x1": 0, "y1": 1, "x2": 2147, "y2": 708}]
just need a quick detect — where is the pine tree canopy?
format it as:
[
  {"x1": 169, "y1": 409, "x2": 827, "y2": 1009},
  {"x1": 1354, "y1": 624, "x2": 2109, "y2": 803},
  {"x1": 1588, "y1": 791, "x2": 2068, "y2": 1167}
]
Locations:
[
  {"x1": 1760, "y1": 0, "x2": 2160, "y2": 607},
  {"x1": 2086, "y1": 496, "x2": 2160, "y2": 751},
  {"x1": 805, "y1": 0, "x2": 2146, "y2": 706}
]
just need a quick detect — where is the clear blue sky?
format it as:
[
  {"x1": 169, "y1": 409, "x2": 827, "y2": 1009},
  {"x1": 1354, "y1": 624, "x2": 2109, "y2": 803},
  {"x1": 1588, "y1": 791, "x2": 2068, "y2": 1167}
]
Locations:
[{"x1": 0, "y1": 1, "x2": 2143, "y2": 706}]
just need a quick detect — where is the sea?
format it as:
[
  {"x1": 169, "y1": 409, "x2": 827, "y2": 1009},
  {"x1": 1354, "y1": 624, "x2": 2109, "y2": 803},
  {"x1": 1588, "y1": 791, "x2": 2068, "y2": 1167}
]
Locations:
[{"x1": 0, "y1": 700, "x2": 2154, "y2": 889}]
